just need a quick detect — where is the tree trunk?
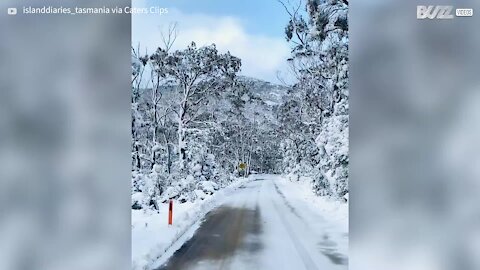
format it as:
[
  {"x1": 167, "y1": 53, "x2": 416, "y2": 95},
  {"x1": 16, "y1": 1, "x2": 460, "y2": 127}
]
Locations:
[
  {"x1": 178, "y1": 89, "x2": 189, "y2": 170},
  {"x1": 135, "y1": 143, "x2": 141, "y2": 170},
  {"x1": 178, "y1": 118, "x2": 186, "y2": 169}
]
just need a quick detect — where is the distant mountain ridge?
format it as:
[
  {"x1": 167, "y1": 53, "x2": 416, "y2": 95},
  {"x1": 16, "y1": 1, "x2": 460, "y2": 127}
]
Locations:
[
  {"x1": 238, "y1": 76, "x2": 291, "y2": 106},
  {"x1": 136, "y1": 76, "x2": 291, "y2": 107}
]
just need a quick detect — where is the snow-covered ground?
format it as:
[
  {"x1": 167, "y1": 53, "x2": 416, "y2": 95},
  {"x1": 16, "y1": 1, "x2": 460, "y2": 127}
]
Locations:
[
  {"x1": 274, "y1": 175, "x2": 348, "y2": 258},
  {"x1": 132, "y1": 174, "x2": 348, "y2": 270},
  {"x1": 131, "y1": 177, "x2": 251, "y2": 270}
]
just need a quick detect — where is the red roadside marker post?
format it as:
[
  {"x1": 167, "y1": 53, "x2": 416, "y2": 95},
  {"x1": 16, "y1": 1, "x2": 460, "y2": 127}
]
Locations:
[{"x1": 168, "y1": 199, "x2": 173, "y2": 225}]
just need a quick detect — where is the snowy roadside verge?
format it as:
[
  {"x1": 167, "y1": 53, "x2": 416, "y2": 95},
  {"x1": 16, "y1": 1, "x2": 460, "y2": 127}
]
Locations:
[
  {"x1": 132, "y1": 176, "x2": 252, "y2": 270},
  {"x1": 273, "y1": 175, "x2": 348, "y2": 257}
]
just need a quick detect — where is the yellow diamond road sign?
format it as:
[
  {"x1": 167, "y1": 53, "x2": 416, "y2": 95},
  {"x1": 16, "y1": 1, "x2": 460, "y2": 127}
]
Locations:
[{"x1": 239, "y1": 163, "x2": 246, "y2": 169}]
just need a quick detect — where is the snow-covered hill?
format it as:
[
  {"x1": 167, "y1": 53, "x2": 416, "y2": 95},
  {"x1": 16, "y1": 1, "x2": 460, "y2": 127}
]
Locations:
[{"x1": 238, "y1": 76, "x2": 290, "y2": 106}]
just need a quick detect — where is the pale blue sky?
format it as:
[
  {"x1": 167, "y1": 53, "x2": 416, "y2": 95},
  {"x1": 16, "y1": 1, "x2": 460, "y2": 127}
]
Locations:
[
  {"x1": 133, "y1": 0, "x2": 294, "y2": 83},
  {"x1": 143, "y1": 0, "x2": 289, "y2": 37}
]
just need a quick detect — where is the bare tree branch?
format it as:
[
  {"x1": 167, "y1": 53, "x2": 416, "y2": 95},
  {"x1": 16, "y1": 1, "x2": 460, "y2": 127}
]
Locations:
[{"x1": 160, "y1": 22, "x2": 178, "y2": 52}]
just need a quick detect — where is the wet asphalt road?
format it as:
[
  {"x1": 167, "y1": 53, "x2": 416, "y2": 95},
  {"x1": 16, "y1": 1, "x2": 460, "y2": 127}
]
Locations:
[
  {"x1": 156, "y1": 206, "x2": 262, "y2": 270},
  {"x1": 156, "y1": 177, "x2": 347, "y2": 270}
]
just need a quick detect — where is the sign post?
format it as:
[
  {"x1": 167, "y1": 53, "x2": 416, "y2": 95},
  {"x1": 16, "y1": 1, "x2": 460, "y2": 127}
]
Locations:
[
  {"x1": 168, "y1": 199, "x2": 173, "y2": 225},
  {"x1": 239, "y1": 162, "x2": 247, "y2": 178}
]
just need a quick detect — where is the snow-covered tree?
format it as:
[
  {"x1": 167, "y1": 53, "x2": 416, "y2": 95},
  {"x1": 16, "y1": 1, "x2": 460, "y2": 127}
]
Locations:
[
  {"x1": 279, "y1": 0, "x2": 349, "y2": 199},
  {"x1": 131, "y1": 40, "x2": 248, "y2": 207},
  {"x1": 149, "y1": 42, "x2": 241, "y2": 171}
]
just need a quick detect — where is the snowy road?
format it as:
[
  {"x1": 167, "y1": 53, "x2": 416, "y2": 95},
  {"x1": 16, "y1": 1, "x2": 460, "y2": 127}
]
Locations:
[{"x1": 155, "y1": 175, "x2": 347, "y2": 270}]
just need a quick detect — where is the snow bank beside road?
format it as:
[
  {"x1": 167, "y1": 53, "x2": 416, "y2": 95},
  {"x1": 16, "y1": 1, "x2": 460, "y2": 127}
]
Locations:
[
  {"x1": 273, "y1": 175, "x2": 348, "y2": 257},
  {"x1": 131, "y1": 177, "x2": 251, "y2": 270}
]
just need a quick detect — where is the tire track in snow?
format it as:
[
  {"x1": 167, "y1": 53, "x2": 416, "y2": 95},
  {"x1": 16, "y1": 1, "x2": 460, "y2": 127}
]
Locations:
[
  {"x1": 269, "y1": 180, "x2": 319, "y2": 270},
  {"x1": 272, "y1": 179, "x2": 348, "y2": 266},
  {"x1": 217, "y1": 203, "x2": 247, "y2": 270}
]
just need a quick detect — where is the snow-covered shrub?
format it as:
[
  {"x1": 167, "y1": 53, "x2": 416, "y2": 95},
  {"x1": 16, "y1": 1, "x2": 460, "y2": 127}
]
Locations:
[{"x1": 131, "y1": 192, "x2": 144, "y2": 210}]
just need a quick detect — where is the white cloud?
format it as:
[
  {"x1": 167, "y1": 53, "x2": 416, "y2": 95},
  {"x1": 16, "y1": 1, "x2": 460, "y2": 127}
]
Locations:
[{"x1": 132, "y1": 8, "x2": 292, "y2": 83}]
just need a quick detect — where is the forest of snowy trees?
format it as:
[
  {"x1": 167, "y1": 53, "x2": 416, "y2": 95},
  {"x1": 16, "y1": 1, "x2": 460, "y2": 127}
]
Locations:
[
  {"x1": 279, "y1": 0, "x2": 348, "y2": 198},
  {"x1": 131, "y1": 0, "x2": 348, "y2": 209}
]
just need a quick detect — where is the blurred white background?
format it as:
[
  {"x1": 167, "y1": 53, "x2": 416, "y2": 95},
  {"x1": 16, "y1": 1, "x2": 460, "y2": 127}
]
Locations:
[
  {"x1": 0, "y1": 1, "x2": 131, "y2": 270},
  {"x1": 350, "y1": 0, "x2": 480, "y2": 270}
]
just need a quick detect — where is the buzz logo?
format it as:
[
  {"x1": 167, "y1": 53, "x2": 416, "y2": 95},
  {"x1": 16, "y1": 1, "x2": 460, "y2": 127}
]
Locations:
[{"x1": 417, "y1": 5, "x2": 454, "y2": 19}]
